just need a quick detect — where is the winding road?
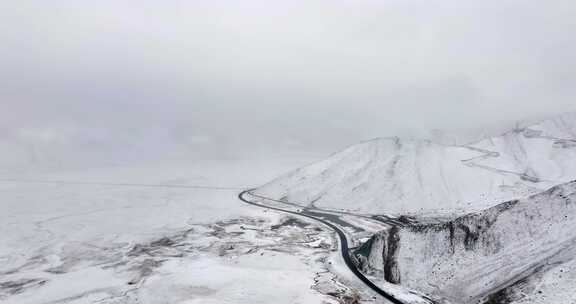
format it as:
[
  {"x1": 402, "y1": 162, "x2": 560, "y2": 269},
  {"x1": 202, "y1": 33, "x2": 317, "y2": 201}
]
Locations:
[{"x1": 238, "y1": 189, "x2": 407, "y2": 304}]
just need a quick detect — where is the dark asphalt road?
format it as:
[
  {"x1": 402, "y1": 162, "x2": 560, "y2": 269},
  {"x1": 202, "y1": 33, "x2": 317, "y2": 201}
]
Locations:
[{"x1": 238, "y1": 189, "x2": 407, "y2": 304}]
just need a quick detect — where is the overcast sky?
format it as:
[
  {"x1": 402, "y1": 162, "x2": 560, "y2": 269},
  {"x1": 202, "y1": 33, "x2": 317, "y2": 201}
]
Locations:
[{"x1": 1, "y1": 0, "x2": 576, "y2": 166}]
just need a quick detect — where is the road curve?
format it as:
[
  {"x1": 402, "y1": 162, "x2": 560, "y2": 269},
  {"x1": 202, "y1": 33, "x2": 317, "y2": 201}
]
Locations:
[{"x1": 238, "y1": 189, "x2": 406, "y2": 304}]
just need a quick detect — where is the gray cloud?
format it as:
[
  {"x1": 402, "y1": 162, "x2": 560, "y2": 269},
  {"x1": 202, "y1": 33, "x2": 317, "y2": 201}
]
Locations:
[{"x1": 1, "y1": 0, "x2": 576, "y2": 167}]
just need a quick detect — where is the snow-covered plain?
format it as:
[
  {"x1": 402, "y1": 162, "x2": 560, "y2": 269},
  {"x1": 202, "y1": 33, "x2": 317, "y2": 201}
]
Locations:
[
  {"x1": 0, "y1": 158, "x2": 367, "y2": 304},
  {"x1": 255, "y1": 112, "x2": 576, "y2": 216}
]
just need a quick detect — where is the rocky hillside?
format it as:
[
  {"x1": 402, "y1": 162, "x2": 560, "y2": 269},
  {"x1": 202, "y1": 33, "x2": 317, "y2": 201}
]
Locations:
[{"x1": 354, "y1": 180, "x2": 576, "y2": 304}]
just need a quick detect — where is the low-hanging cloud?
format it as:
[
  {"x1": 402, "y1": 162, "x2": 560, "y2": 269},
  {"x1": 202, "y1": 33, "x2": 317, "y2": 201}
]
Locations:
[{"x1": 1, "y1": 0, "x2": 576, "y2": 166}]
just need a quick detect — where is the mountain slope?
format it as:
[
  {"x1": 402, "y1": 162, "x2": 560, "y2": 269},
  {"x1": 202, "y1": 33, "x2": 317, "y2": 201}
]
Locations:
[
  {"x1": 464, "y1": 112, "x2": 576, "y2": 184},
  {"x1": 353, "y1": 180, "x2": 576, "y2": 304},
  {"x1": 254, "y1": 112, "x2": 576, "y2": 215}
]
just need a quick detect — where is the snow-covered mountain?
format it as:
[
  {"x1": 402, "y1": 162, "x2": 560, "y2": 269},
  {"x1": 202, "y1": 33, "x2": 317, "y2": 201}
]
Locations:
[
  {"x1": 354, "y1": 180, "x2": 576, "y2": 304},
  {"x1": 254, "y1": 112, "x2": 576, "y2": 215}
]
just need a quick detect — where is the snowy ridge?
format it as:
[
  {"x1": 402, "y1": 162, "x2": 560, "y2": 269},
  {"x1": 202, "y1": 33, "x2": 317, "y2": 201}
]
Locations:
[
  {"x1": 361, "y1": 180, "x2": 576, "y2": 304},
  {"x1": 464, "y1": 111, "x2": 576, "y2": 184},
  {"x1": 254, "y1": 112, "x2": 576, "y2": 215}
]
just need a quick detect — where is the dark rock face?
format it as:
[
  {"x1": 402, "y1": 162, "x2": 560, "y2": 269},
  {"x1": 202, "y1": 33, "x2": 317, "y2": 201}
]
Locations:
[
  {"x1": 482, "y1": 272, "x2": 537, "y2": 304},
  {"x1": 353, "y1": 226, "x2": 401, "y2": 283},
  {"x1": 408, "y1": 199, "x2": 519, "y2": 255},
  {"x1": 383, "y1": 226, "x2": 401, "y2": 284},
  {"x1": 353, "y1": 233, "x2": 384, "y2": 277}
]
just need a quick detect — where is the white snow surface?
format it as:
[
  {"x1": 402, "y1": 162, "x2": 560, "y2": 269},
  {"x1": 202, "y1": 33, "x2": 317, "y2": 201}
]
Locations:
[
  {"x1": 0, "y1": 158, "x2": 341, "y2": 304},
  {"x1": 255, "y1": 112, "x2": 576, "y2": 215}
]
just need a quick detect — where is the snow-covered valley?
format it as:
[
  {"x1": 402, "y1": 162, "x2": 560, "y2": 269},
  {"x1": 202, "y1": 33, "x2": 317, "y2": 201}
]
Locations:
[{"x1": 5, "y1": 0, "x2": 576, "y2": 302}]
